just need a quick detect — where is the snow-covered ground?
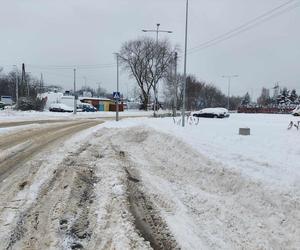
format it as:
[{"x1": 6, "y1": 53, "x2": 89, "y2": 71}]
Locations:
[
  {"x1": 0, "y1": 109, "x2": 158, "y2": 122},
  {"x1": 103, "y1": 113, "x2": 300, "y2": 191},
  {"x1": 1, "y1": 112, "x2": 299, "y2": 249}
]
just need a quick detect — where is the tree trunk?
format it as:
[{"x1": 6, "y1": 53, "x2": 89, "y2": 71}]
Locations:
[{"x1": 140, "y1": 91, "x2": 149, "y2": 110}]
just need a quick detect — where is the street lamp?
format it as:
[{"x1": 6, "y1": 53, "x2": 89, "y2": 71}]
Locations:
[
  {"x1": 73, "y1": 69, "x2": 77, "y2": 115},
  {"x1": 182, "y1": 0, "x2": 189, "y2": 127},
  {"x1": 222, "y1": 75, "x2": 239, "y2": 110},
  {"x1": 83, "y1": 76, "x2": 87, "y2": 89},
  {"x1": 142, "y1": 23, "x2": 173, "y2": 44},
  {"x1": 142, "y1": 24, "x2": 173, "y2": 116},
  {"x1": 114, "y1": 53, "x2": 120, "y2": 122}
]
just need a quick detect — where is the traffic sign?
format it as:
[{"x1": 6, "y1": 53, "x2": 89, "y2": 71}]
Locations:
[{"x1": 113, "y1": 92, "x2": 121, "y2": 100}]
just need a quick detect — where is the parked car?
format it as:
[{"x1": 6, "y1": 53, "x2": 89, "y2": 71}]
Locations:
[
  {"x1": 0, "y1": 101, "x2": 5, "y2": 110},
  {"x1": 292, "y1": 106, "x2": 300, "y2": 116},
  {"x1": 49, "y1": 103, "x2": 73, "y2": 112},
  {"x1": 192, "y1": 108, "x2": 230, "y2": 118},
  {"x1": 77, "y1": 103, "x2": 97, "y2": 112}
]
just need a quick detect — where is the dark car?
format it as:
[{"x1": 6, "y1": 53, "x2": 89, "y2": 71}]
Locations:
[
  {"x1": 49, "y1": 103, "x2": 73, "y2": 112},
  {"x1": 78, "y1": 103, "x2": 97, "y2": 112},
  {"x1": 292, "y1": 106, "x2": 300, "y2": 116},
  {"x1": 192, "y1": 108, "x2": 230, "y2": 118},
  {"x1": 0, "y1": 101, "x2": 5, "y2": 110}
]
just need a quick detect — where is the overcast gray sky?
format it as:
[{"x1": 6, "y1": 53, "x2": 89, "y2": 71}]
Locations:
[{"x1": 0, "y1": 0, "x2": 299, "y2": 99}]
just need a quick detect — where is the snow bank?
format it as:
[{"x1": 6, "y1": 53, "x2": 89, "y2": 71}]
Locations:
[
  {"x1": 101, "y1": 113, "x2": 300, "y2": 190},
  {"x1": 0, "y1": 109, "x2": 158, "y2": 122}
]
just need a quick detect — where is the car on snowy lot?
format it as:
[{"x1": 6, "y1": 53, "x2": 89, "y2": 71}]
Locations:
[
  {"x1": 192, "y1": 108, "x2": 230, "y2": 118},
  {"x1": 0, "y1": 101, "x2": 5, "y2": 110},
  {"x1": 49, "y1": 103, "x2": 73, "y2": 112},
  {"x1": 292, "y1": 106, "x2": 300, "y2": 116},
  {"x1": 77, "y1": 103, "x2": 97, "y2": 112}
]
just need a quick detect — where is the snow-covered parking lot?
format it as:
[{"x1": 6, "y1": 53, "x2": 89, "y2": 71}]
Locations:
[{"x1": 0, "y1": 112, "x2": 299, "y2": 249}]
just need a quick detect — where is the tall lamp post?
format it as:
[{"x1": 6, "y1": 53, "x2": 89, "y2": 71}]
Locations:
[
  {"x1": 114, "y1": 53, "x2": 120, "y2": 122},
  {"x1": 142, "y1": 24, "x2": 173, "y2": 116},
  {"x1": 222, "y1": 75, "x2": 239, "y2": 110},
  {"x1": 182, "y1": 0, "x2": 189, "y2": 127},
  {"x1": 73, "y1": 69, "x2": 77, "y2": 115}
]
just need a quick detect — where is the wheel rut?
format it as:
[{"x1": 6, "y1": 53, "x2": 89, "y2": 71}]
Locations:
[
  {"x1": 117, "y1": 149, "x2": 179, "y2": 250},
  {"x1": 0, "y1": 120, "x2": 101, "y2": 182},
  {"x1": 5, "y1": 142, "x2": 100, "y2": 250}
]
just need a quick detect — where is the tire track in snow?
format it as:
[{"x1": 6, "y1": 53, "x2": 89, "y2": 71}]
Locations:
[
  {"x1": 5, "y1": 142, "x2": 100, "y2": 250},
  {"x1": 110, "y1": 144, "x2": 179, "y2": 250},
  {"x1": 0, "y1": 120, "x2": 101, "y2": 182}
]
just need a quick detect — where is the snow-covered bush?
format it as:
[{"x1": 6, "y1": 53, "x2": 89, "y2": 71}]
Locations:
[{"x1": 16, "y1": 97, "x2": 47, "y2": 111}]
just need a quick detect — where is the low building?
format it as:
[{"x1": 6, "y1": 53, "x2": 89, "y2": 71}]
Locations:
[
  {"x1": 80, "y1": 97, "x2": 124, "y2": 112},
  {"x1": 41, "y1": 92, "x2": 124, "y2": 112}
]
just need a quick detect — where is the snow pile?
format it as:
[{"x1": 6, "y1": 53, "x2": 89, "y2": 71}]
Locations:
[
  {"x1": 0, "y1": 109, "x2": 158, "y2": 122},
  {"x1": 102, "y1": 113, "x2": 300, "y2": 190},
  {"x1": 98, "y1": 125, "x2": 300, "y2": 249}
]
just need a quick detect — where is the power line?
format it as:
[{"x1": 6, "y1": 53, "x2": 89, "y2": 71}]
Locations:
[
  {"x1": 26, "y1": 63, "x2": 116, "y2": 70},
  {"x1": 188, "y1": 0, "x2": 300, "y2": 54}
]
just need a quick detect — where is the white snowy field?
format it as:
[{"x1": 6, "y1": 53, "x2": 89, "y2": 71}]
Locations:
[{"x1": 103, "y1": 113, "x2": 300, "y2": 190}]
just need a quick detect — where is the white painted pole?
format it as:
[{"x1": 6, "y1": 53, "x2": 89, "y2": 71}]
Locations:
[
  {"x1": 182, "y1": 0, "x2": 189, "y2": 127},
  {"x1": 73, "y1": 68, "x2": 77, "y2": 115}
]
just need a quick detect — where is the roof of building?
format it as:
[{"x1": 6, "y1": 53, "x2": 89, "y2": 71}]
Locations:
[{"x1": 79, "y1": 97, "x2": 112, "y2": 101}]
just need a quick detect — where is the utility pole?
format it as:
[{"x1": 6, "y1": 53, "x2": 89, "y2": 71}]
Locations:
[
  {"x1": 182, "y1": 0, "x2": 189, "y2": 127},
  {"x1": 114, "y1": 53, "x2": 120, "y2": 122},
  {"x1": 97, "y1": 82, "x2": 101, "y2": 97},
  {"x1": 142, "y1": 24, "x2": 173, "y2": 117},
  {"x1": 13, "y1": 65, "x2": 19, "y2": 103},
  {"x1": 83, "y1": 76, "x2": 87, "y2": 89},
  {"x1": 21, "y1": 63, "x2": 25, "y2": 97},
  {"x1": 40, "y1": 73, "x2": 44, "y2": 93},
  {"x1": 222, "y1": 75, "x2": 239, "y2": 110},
  {"x1": 73, "y1": 69, "x2": 77, "y2": 115},
  {"x1": 173, "y1": 52, "x2": 178, "y2": 117},
  {"x1": 21, "y1": 63, "x2": 29, "y2": 97}
]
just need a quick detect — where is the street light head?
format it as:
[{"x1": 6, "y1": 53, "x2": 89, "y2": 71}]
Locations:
[
  {"x1": 167, "y1": 31, "x2": 173, "y2": 33},
  {"x1": 222, "y1": 75, "x2": 239, "y2": 78},
  {"x1": 157, "y1": 23, "x2": 160, "y2": 27},
  {"x1": 142, "y1": 30, "x2": 147, "y2": 32}
]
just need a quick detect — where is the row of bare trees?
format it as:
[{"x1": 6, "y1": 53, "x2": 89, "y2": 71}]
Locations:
[
  {"x1": 119, "y1": 37, "x2": 243, "y2": 111},
  {"x1": 0, "y1": 67, "x2": 46, "y2": 110},
  {"x1": 164, "y1": 74, "x2": 243, "y2": 111}
]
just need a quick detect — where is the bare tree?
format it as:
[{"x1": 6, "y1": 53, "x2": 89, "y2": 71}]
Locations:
[
  {"x1": 166, "y1": 74, "x2": 239, "y2": 111},
  {"x1": 119, "y1": 37, "x2": 175, "y2": 110},
  {"x1": 163, "y1": 69, "x2": 183, "y2": 112},
  {"x1": 257, "y1": 87, "x2": 272, "y2": 106}
]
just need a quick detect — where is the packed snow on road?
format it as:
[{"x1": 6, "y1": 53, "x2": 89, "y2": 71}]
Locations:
[{"x1": 0, "y1": 113, "x2": 299, "y2": 249}]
